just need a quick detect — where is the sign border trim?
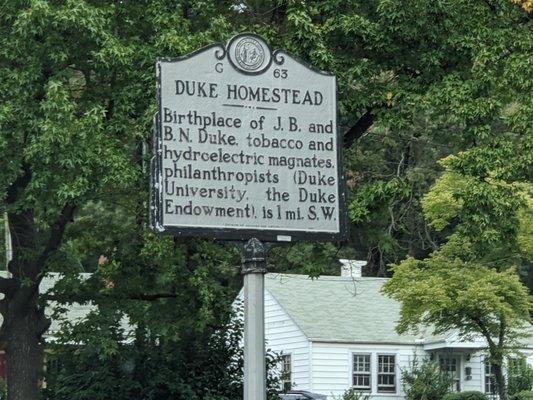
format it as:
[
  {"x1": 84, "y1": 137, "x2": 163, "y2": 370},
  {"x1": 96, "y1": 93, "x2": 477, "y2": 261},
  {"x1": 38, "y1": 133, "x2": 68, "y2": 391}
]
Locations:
[{"x1": 151, "y1": 35, "x2": 349, "y2": 243}]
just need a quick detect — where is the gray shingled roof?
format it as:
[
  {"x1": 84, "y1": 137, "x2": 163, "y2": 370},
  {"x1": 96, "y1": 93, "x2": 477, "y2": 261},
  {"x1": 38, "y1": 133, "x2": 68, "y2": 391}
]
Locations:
[
  {"x1": 265, "y1": 274, "x2": 533, "y2": 347},
  {"x1": 265, "y1": 273, "x2": 441, "y2": 345}
]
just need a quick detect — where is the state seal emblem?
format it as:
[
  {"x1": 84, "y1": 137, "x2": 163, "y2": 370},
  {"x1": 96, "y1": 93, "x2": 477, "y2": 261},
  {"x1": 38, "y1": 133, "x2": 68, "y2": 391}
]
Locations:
[
  {"x1": 234, "y1": 37, "x2": 265, "y2": 71},
  {"x1": 226, "y1": 34, "x2": 272, "y2": 74}
]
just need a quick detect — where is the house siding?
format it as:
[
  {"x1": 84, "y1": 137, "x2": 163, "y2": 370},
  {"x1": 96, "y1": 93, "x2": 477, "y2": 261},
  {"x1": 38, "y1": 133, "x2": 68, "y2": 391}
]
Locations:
[
  {"x1": 309, "y1": 341, "x2": 425, "y2": 400},
  {"x1": 463, "y1": 353, "x2": 484, "y2": 392},
  {"x1": 261, "y1": 274, "x2": 533, "y2": 399},
  {"x1": 265, "y1": 290, "x2": 310, "y2": 391},
  {"x1": 523, "y1": 349, "x2": 533, "y2": 366}
]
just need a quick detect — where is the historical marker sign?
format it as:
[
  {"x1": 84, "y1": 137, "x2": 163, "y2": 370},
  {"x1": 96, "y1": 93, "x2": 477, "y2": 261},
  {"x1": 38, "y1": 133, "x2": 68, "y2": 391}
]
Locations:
[{"x1": 151, "y1": 34, "x2": 347, "y2": 242}]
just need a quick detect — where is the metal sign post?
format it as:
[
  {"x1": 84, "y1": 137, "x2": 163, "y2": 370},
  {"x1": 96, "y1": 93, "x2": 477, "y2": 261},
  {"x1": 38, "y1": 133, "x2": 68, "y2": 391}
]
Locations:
[
  {"x1": 242, "y1": 238, "x2": 268, "y2": 400},
  {"x1": 151, "y1": 33, "x2": 346, "y2": 400}
]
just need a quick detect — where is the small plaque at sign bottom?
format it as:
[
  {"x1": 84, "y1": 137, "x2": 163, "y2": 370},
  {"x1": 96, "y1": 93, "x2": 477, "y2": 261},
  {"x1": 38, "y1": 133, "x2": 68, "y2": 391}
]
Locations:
[
  {"x1": 277, "y1": 235, "x2": 292, "y2": 242},
  {"x1": 151, "y1": 34, "x2": 348, "y2": 243}
]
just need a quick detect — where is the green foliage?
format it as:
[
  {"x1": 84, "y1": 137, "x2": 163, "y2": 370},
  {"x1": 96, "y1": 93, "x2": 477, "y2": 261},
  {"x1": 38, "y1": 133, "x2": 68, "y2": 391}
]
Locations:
[
  {"x1": 43, "y1": 303, "x2": 282, "y2": 400},
  {"x1": 510, "y1": 391, "x2": 533, "y2": 400},
  {"x1": 1, "y1": 0, "x2": 532, "y2": 398},
  {"x1": 442, "y1": 391, "x2": 488, "y2": 400},
  {"x1": 508, "y1": 358, "x2": 533, "y2": 395},
  {"x1": 383, "y1": 115, "x2": 532, "y2": 354},
  {"x1": 421, "y1": 171, "x2": 469, "y2": 232},
  {"x1": 383, "y1": 249, "x2": 531, "y2": 338},
  {"x1": 333, "y1": 388, "x2": 371, "y2": 400},
  {"x1": 268, "y1": 242, "x2": 346, "y2": 278},
  {"x1": 338, "y1": 0, "x2": 533, "y2": 275},
  {"x1": 401, "y1": 358, "x2": 453, "y2": 400},
  {"x1": 0, "y1": 379, "x2": 6, "y2": 400},
  {"x1": 384, "y1": 94, "x2": 531, "y2": 400}
]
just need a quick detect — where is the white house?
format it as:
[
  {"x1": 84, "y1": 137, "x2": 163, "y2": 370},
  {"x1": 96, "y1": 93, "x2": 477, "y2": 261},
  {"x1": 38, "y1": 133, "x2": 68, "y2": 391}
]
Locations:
[
  {"x1": 258, "y1": 261, "x2": 533, "y2": 399},
  {"x1": 0, "y1": 272, "x2": 132, "y2": 343},
  {"x1": 0, "y1": 272, "x2": 133, "y2": 380}
]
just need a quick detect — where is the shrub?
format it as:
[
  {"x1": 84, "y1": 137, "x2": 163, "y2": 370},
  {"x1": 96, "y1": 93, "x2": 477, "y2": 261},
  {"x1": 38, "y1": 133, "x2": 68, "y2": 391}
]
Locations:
[
  {"x1": 0, "y1": 379, "x2": 5, "y2": 400},
  {"x1": 510, "y1": 391, "x2": 533, "y2": 400},
  {"x1": 508, "y1": 358, "x2": 533, "y2": 395},
  {"x1": 442, "y1": 391, "x2": 488, "y2": 400},
  {"x1": 402, "y1": 358, "x2": 453, "y2": 400},
  {"x1": 333, "y1": 388, "x2": 370, "y2": 400}
]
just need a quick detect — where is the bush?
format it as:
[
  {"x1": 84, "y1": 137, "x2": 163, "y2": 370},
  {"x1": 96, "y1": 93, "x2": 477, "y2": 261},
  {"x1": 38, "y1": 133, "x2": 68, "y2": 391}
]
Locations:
[
  {"x1": 333, "y1": 388, "x2": 370, "y2": 400},
  {"x1": 508, "y1": 358, "x2": 533, "y2": 395},
  {"x1": 510, "y1": 391, "x2": 533, "y2": 400},
  {"x1": 402, "y1": 358, "x2": 453, "y2": 400},
  {"x1": 442, "y1": 391, "x2": 488, "y2": 400}
]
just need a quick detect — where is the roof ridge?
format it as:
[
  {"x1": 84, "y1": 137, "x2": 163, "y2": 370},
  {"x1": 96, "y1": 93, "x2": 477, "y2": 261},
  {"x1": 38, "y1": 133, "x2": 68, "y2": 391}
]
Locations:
[{"x1": 265, "y1": 273, "x2": 389, "y2": 281}]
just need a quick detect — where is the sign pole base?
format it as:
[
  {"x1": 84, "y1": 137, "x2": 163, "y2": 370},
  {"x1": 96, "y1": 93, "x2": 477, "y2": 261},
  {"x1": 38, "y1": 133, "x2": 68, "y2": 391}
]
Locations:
[{"x1": 242, "y1": 238, "x2": 268, "y2": 400}]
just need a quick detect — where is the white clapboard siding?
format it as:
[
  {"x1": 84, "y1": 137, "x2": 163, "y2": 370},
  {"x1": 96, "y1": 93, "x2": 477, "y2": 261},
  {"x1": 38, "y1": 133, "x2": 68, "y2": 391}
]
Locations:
[
  {"x1": 260, "y1": 273, "x2": 533, "y2": 399},
  {"x1": 265, "y1": 290, "x2": 311, "y2": 391},
  {"x1": 524, "y1": 349, "x2": 533, "y2": 366},
  {"x1": 310, "y1": 342, "x2": 423, "y2": 400},
  {"x1": 463, "y1": 353, "x2": 484, "y2": 392}
]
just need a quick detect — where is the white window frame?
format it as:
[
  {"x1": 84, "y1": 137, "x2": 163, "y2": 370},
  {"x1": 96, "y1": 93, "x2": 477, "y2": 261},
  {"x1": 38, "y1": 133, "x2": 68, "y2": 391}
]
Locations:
[
  {"x1": 352, "y1": 353, "x2": 372, "y2": 392},
  {"x1": 439, "y1": 354, "x2": 462, "y2": 392},
  {"x1": 377, "y1": 354, "x2": 397, "y2": 394},
  {"x1": 484, "y1": 358, "x2": 497, "y2": 396},
  {"x1": 350, "y1": 351, "x2": 399, "y2": 395}
]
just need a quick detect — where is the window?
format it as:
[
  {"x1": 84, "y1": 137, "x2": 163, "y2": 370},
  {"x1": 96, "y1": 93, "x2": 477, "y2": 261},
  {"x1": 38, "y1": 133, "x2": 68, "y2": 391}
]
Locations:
[
  {"x1": 281, "y1": 354, "x2": 292, "y2": 392},
  {"x1": 378, "y1": 355, "x2": 396, "y2": 393},
  {"x1": 485, "y1": 360, "x2": 497, "y2": 395},
  {"x1": 439, "y1": 355, "x2": 460, "y2": 392},
  {"x1": 353, "y1": 354, "x2": 371, "y2": 391}
]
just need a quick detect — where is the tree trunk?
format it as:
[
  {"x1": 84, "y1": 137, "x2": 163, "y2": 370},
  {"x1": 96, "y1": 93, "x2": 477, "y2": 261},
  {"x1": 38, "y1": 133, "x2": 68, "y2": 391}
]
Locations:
[
  {"x1": 5, "y1": 305, "x2": 42, "y2": 400},
  {"x1": 486, "y1": 342, "x2": 508, "y2": 400},
  {"x1": 493, "y1": 361, "x2": 508, "y2": 400},
  {"x1": 2, "y1": 194, "x2": 71, "y2": 400}
]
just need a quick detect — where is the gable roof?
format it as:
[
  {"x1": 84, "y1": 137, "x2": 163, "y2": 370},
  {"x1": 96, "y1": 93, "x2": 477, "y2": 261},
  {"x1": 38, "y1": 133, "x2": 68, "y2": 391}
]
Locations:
[
  {"x1": 265, "y1": 273, "x2": 433, "y2": 345},
  {"x1": 265, "y1": 273, "x2": 533, "y2": 348}
]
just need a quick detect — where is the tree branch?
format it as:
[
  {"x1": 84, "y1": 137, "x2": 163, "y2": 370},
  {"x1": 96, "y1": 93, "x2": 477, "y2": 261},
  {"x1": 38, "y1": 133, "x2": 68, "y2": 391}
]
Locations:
[
  {"x1": 498, "y1": 317, "x2": 506, "y2": 348},
  {"x1": 0, "y1": 277, "x2": 19, "y2": 297},
  {"x1": 35, "y1": 203, "x2": 76, "y2": 271},
  {"x1": 271, "y1": 1, "x2": 288, "y2": 25},
  {"x1": 43, "y1": 290, "x2": 180, "y2": 303},
  {"x1": 35, "y1": 307, "x2": 52, "y2": 338},
  {"x1": 344, "y1": 110, "x2": 374, "y2": 148},
  {"x1": 6, "y1": 162, "x2": 32, "y2": 205},
  {"x1": 127, "y1": 292, "x2": 179, "y2": 301},
  {"x1": 16, "y1": 203, "x2": 76, "y2": 306},
  {"x1": 471, "y1": 315, "x2": 497, "y2": 350}
]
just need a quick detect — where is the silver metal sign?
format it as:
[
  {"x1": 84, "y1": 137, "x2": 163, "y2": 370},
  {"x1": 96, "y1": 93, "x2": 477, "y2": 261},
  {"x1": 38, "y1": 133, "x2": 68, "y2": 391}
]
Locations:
[{"x1": 151, "y1": 34, "x2": 347, "y2": 242}]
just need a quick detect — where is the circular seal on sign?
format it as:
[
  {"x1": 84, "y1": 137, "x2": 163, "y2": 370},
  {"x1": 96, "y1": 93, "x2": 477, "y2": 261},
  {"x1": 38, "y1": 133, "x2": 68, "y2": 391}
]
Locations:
[
  {"x1": 226, "y1": 34, "x2": 272, "y2": 74},
  {"x1": 234, "y1": 37, "x2": 265, "y2": 71}
]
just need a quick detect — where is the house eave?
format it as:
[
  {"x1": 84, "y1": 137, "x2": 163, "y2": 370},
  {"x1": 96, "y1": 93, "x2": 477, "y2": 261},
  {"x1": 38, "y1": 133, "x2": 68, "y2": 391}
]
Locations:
[
  {"x1": 423, "y1": 341, "x2": 488, "y2": 351},
  {"x1": 308, "y1": 338, "x2": 424, "y2": 346}
]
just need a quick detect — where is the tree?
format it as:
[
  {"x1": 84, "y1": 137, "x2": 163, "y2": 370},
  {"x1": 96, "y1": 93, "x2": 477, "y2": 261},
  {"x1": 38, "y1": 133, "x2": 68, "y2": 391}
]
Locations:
[
  {"x1": 335, "y1": 0, "x2": 533, "y2": 275},
  {"x1": 42, "y1": 298, "x2": 283, "y2": 400},
  {"x1": 2, "y1": 1, "x2": 532, "y2": 399},
  {"x1": 401, "y1": 358, "x2": 453, "y2": 400},
  {"x1": 508, "y1": 357, "x2": 533, "y2": 395},
  {"x1": 383, "y1": 142, "x2": 532, "y2": 400},
  {"x1": 0, "y1": 2, "x2": 334, "y2": 398},
  {"x1": 0, "y1": 2, "x2": 241, "y2": 399}
]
